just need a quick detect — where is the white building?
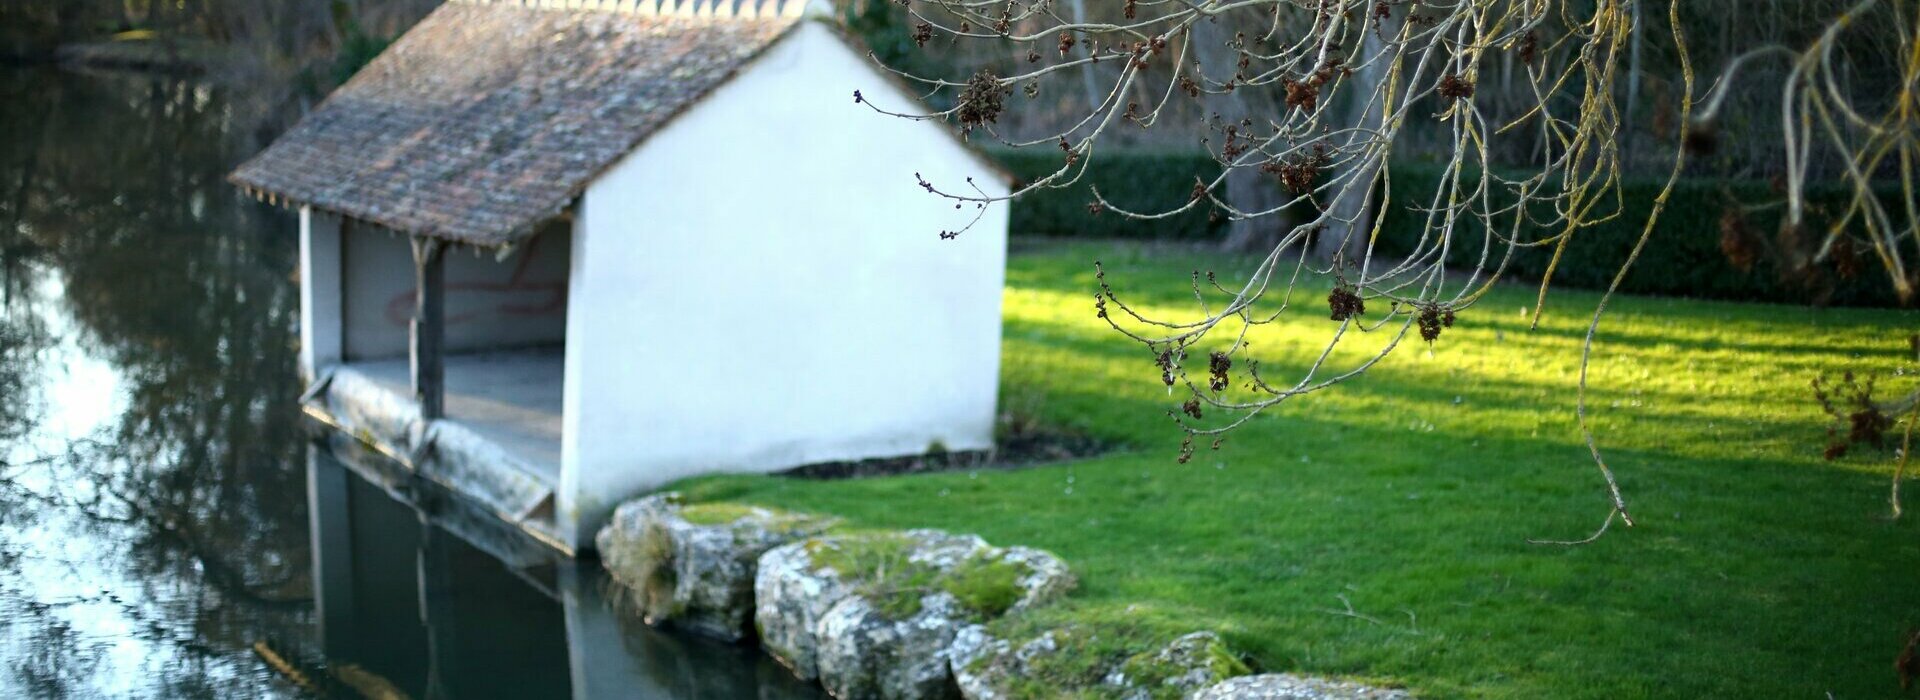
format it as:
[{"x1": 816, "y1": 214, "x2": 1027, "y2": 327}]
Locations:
[{"x1": 232, "y1": 0, "x2": 1011, "y2": 553}]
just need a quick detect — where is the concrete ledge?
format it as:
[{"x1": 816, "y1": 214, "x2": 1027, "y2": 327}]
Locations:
[{"x1": 306, "y1": 364, "x2": 563, "y2": 552}]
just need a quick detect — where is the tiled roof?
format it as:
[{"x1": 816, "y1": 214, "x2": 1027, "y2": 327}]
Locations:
[{"x1": 231, "y1": 1, "x2": 800, "y2": 245}]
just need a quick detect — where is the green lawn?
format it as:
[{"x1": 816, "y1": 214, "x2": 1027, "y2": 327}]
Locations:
[{"x1": 677, "y1": 240, "x2": 1920, "y2": 699}]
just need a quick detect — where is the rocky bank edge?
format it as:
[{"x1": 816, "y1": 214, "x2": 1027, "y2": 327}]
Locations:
[
  {"x1": 596, "y1": 493, "x2": 839, "y2": 640},
  {"x1": 598, "y1": 493, "x2": 1412, "y2": 700}
]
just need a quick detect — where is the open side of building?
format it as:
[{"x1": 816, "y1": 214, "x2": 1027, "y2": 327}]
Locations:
[{"x1": 240, "y1": 0, "x2": 1011, "y2": 553}]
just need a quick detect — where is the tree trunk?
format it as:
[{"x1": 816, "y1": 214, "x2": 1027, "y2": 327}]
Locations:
[
  {"x1": 1623, "y1": 0, "x2": 1643, "y2": 169},
  {"x1": 1066, "y1": 0, "x2": 1101, "y2": 113},
  {"x1": 1318, "y1": 11, "x2": 1398, "y2": 265},
  {"x1": 1191, "y1": 15, "x2": 1292, "y2": 253},
  {"x1": 1220, "y1": 167, "x2": 1293, "y2": 253}
]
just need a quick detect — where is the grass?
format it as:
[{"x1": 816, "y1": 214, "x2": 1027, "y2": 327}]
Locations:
[{"x1": 675, "y1": 240, "x2": 1920, "y2": 699}]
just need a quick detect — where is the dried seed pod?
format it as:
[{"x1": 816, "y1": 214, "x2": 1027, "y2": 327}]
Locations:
[
  {"x1": 1328, "y1": 286, "x2": 1365, "y2": 321},
  {"x1": 1718, "y1": 208, "x2": 1758, "y2": 272},
  {"x1": 956, "y1": 70, "x2": 1009, "y2": 133},
  {"x1": 1267, "y1": 144, "x2": 1331, "y2": 196},
  {"x1": 1438, "y1": 73, "x2": 1475, "y2": 100},
  {"x1": 1417, "y1": 306, "x2": 1444, "y2": 342},
  {"x1": 1179, "y1": 75, "x2": 1200, "y2": 98},
  {"x1": 1833, "y1": 235, "x2": 1860, "y2": 279},
  {"x1": 1208, "y1": 351, "x2": 1231, "y2": 392},
  {"x1": 1284, "y1": 77, "x2": 1319, "y2": 111}
]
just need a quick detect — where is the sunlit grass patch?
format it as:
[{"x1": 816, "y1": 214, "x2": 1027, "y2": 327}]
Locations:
[{"x1": 675, "y1": 240, "x2": 1920, "y2": 699}]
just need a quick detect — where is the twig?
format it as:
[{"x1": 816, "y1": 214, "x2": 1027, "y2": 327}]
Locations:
[
  {"x1": 1528, "y1": 508, "x2": 1619, "y2": 546},
  {"x1": 1322, "y1": 593, "x2": 1386, "y2": 626}
]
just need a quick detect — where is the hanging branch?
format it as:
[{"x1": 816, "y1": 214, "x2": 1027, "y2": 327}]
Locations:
[{"x1": 863, "y1": 0, "x2": 1916, "y2": 539}]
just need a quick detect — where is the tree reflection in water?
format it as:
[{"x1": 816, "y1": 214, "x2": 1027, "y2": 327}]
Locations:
[
  {"x1": 0, "y1": 66, "x2": 828, "y2": 699},
  {"x1": 0, "y1": 65, "x2": 311, "y2": 696}
]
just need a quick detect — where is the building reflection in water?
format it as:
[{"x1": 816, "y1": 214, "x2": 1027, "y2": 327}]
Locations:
[
  {"x1": 307, "y1": 439, "x2": 824, "y2": 700},
  {"x1": 0, "y1": 64, "x2": 825, "y2": 697}
]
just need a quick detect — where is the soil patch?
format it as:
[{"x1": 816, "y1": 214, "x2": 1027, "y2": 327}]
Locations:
[{"x1": 779, "y1": 427, "x2": 1116, "y2": 480}]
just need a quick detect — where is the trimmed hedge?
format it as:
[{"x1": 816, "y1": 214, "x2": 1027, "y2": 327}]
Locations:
[
  {"x1": 1370, "y1": 166, "x2": 1906, "y2": 308},
  {"x1": 990, "y1": 149, "x2": 1228, "y2": 240},
  {"x1": 987, "y1": 148, "x2": 1907, "y2": 307}
]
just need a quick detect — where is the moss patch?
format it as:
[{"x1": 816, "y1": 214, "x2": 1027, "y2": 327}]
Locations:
[
  {"x1": 606, "y1": 517, "x2": 680, "y2": 624},
  {"x1": 993, "y1": 624, "x2": 1128, "y2": 698},
  {"x1": 674, "y1": 500, "x2": 839, "y2": 539},
  {"x1": 944, "y1": 554, "x2": 1028, "y2": 619},
  {"x1": 975, "y1": 613, "x2": 1242, "y2": 700},
  {"x1": 806, "y1": 533, "x2": 1034, "y2": 621},
  {"x1": 678, "y1": 502, "x2": 762, "y2": 526},
  {"x1": 1115, "y1": 634, "x2": 1250, "y2": 700},
  {"x1": 807, "y1": 533, "x2": 935, "y2": 619}
]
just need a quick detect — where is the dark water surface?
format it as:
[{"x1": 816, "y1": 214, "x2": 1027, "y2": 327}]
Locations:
[{"x1": 0, "y1": 66, "x2": 819, "y2": 699}]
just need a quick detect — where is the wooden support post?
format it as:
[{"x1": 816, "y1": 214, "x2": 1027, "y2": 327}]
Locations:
[{"x1": 411, "y1": 236, "x2": 446, "y2": 420}]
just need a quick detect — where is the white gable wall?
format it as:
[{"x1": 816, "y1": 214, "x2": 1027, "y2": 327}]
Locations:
[{"x1": 560, "y1": 20, "x2": 1010, "y2": 547}]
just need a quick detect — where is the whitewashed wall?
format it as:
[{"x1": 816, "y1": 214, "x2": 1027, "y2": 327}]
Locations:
[
  {"x1": 339, "y1": 221, "x2": 573, "y2": 360},
  {"x1": 300, "y1": 207, "x2": 344, "y2": 382},
  {"x1": 559, "y1": 19, "x2": 1011, "y2": 547}
]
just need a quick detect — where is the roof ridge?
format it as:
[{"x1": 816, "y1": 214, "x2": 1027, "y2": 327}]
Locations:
[{"x1": 448, "y1": 0, "x2": 821, "y2": 20}]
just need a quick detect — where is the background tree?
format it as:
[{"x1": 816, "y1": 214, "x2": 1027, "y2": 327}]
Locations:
[{"x1": 861, "y1": 0, "x2": 1917, "y2": 528}]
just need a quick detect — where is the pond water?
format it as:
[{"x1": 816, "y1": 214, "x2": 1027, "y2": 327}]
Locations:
[{"x1": 0, "y1": 66, "x2": 822, "y2": 699}]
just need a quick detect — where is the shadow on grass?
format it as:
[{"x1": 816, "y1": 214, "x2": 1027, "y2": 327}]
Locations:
[
  {"x1": 685, "y1": 382, "x2": 1919, "y2": 698},
  {"x1": 678, "y1": 242, "x2": 1920, "y2": 698}
]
